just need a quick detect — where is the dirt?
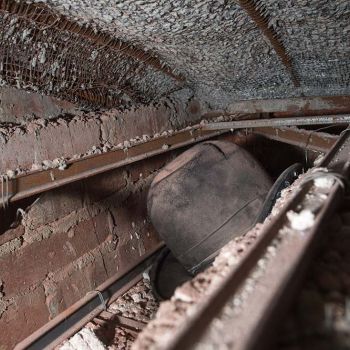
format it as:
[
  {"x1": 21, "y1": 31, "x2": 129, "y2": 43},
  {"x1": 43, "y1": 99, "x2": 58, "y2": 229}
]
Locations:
[
  {"x1": 274, "y1": 204, "x2": 350, "y2": 350},
  {"x1": 58, "y1": 278, "x2": 159, "y2": 350},
  {"x1": 0, "y1": 108, "x2": 243, "y2": 180}
]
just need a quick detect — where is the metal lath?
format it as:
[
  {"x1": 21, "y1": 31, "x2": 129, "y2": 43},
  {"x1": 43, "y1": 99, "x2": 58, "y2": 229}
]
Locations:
[
  {"x1": 236, "y1": 0, "x2": 300, "y2": 87},
  {"x1": 0, "y1": 0, "x2": 182, "y2": 108},
  {"x1": 257, "y1": 0, "x2": 350, "y2": 92},
  {"x1": 0, "y1": 0, "x2": 350, "y2": 107}
]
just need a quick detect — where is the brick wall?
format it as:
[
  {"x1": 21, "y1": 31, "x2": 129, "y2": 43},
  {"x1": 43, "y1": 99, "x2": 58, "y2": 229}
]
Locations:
[
  {"x1": 0, "y1": 153, "x2": 175, "y2": 350},
  {"x1": 0, "y1": 90, "x2": 204, "y2": 173},
  {"x1": 0, "y1": 87, "x2": 213, "y2": 349},
  {"x1": 0, "y1": 87, "x2": 76, "y2": 123}
]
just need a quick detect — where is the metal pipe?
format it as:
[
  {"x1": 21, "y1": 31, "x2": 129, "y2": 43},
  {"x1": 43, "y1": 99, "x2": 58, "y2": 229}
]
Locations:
[
  {"x1": 253, "y1": 127, "x2": 338, "y2": 153},
  {"x1": 202, "y1": 114, "x2": 350, "y2": 130},
  {"x1": 226, "y1": 95, "x2": 350, "y2": 116},
  {"x1": 14, "y1": 243, "x2": 164, "y2": 350}
]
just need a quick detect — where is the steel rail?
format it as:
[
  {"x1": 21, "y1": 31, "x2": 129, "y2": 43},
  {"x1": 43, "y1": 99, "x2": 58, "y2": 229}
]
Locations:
[
  {"x1": 96, "y1": 312, "x2": 147, "y2": 331},
  {"x1": 14, "y1": 243, "x2": 164, "y2": 350},
  {"x1": 226, "y1": 95, "x2": 350, "y2": 116},
  {"x1": 202, "y1": 114, "x2": 350, "y2": 130},
  {"x1": 0, "y1": 128, "x2": 226, "y2": 207},
  {"x1": 163, "y1": 130, "x2": 350, "y2": 350},
  {"x1": 253, "y1": 127, "x2": 338, "y2": 153}
]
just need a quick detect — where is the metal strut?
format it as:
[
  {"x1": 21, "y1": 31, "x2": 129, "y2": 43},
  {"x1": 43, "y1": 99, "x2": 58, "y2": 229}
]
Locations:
[{"x1": 202, "y1": 114, "x2": 350, "y2": 130}]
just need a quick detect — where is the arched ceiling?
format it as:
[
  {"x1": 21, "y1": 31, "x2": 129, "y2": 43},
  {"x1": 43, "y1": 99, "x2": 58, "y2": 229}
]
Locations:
[{"x1": 0, "y1": 0, "x2": 349, "y2": 109}]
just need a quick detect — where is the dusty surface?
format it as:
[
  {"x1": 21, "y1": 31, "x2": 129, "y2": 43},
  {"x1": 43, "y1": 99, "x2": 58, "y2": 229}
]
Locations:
[
  {"x1": 59, "y1": 278, "x2": 159, "y2": 350},
  {"x1": 0, "y1": 87, "x2": 77, "y2": 123},
  {"x1": 24, "y1": 1, "x2": 350, "y2": 101},
  {"x1": 107, "y1": 277, "x2": 159, "y2": 323},
  {"x1": 190, "y1": 169, "x2": 337, "y2": 349},
  {"x1": 0, "y1": 88, "x2": 209, "y2": 174},
  {"x1": 131, "y1": 166, "x2": 350, "y2": 350},
  {"x1": 0, "y1": 1, "x2": 349, "y2": 111},
  {"x1": 274, "y1": 206, "x2": 350, "y2": 350},
  {"x1": 0, "y1": 151, "x2": 168, "y2": 350}
]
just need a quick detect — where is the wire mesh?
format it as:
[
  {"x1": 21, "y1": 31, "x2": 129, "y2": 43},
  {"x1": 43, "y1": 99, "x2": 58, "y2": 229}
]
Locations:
[{"x1": 0, "y1": 0, "x2": 180, "y2": 108}]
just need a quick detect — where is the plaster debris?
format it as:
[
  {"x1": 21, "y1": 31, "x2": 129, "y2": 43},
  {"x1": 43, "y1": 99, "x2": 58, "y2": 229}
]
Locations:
[
  {"x1": 173, "y1": 285, "x2": 198, "y2": 303},
  {"x1": 314, "y1": 176, "x2": 335, "y2": 189},
  {"x1": 108, "y1": 279, "x2": 159, "y2": 323},
  {"x1": 59, "y1": 328, "x2": 107, "y2": 350},
  {"x1": 287, "y1": 209, "x2": 316, "y2": 231},
  {"x1": 142, "y1": 270, "x2": 151, "y2": 282},
  {"x1": 0, "y1": 0, "x2": 348, "y2": 111},
  {"x1": 0, "y1": 299, "x2": 8, "y2": 318},
  {"x1": 58, "y1": 278, "x2": 158, "y2": 349},
  {"x1": 313, "y1": 154, "x2": 325, "y2": 166},
  {"x1": 274, "y1": 208, "x2": 350, "y2": 350},
  {"x1": 0, "y1": 238, "x2": 22, "y2": 258}
]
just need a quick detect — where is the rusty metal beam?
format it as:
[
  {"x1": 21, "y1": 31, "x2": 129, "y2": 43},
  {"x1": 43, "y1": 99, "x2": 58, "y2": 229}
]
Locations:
[
  {"x1": 227, "y1": 95, "x2": 350, "y2": 116},
  {"x1": 253, "y1": 127, "x2": 338, "y2": 153},
  {"x1": 202, "y1": 114, "x2": 350, "y2": 130},
  {"x1": 0, "y1": 128, "x2": 225, "y2": 207},
  {"x1": 237, "y1": 0, "x2": 300, "y2": 87},
  {"x1": 162, "y1": 130, "x2": 350, "y2": 350}
]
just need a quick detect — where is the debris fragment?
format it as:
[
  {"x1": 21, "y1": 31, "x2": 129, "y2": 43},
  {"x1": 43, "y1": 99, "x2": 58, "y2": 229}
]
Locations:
[
  {"x1": 314, "y1": 176, "x2": 335, "y2": 189},
  {"x1": 287, "y1": 209, "x2": 315, "y2": 231}
]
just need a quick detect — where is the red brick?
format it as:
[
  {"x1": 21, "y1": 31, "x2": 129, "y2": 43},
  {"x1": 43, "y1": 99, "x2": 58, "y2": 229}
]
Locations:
[
  {"x1": 102, "y1": 193, "x2": 162, "y2": 277},
  {"x1": 83, "y1": 168, "x2": 127, "y2": 203},
  {"x1": 93, "y1": 211, "x2": 113, "y2": 244},
  {"x1": 127, "y1": 152, "x2": 175, "y2": 183},
  {"x1": 39, "y1": 123, "x2": 75, "y2": 162},
  {"x1": 0, "y1": 215, "x2": 100, "y2": 297},
  {"x1": 99, "y1": 105, "x2": 171, "y2": 146},
  {"x1": 141, "y1": 224, "x2": 162, "y2": 252},
  {"x1": 108, "y1": 205, "x2": 137, "y2": 241},
  {"x1": 1, "y1": 132, "x2": 40, "y2": 170},
  {"x1": 0, "y1": 225, "x2": 24, "y2": 246},
  {"x1": 0, "y1": 99, "x2": 192, "y2": 173},
  {"x1": 45, "y1": 251, "x2": 108, "y2": 317},
  {"x1": 26, "y1": 182, "x2": 84, "y2": 229},
  {"x1": 126, "y1": 189, "x2": 149, "y2": 219},
  {"x1": 68, "y1": 118, "x2": 101, "y2": 156},
  {"x1": 116, "y1": 243, "x2": 142, "y2": 273},
  {"x1": 0, "y1": 167, "x2": 158, "y2": 297},
  {"x1": 0, "y1": 286, "x2": 49, "y2": 350}
]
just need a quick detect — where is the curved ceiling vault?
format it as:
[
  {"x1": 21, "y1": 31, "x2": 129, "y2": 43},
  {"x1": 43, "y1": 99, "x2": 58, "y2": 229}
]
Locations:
[{"x1": 0, "y1": 0, "x2": 349, "y2": 109}]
